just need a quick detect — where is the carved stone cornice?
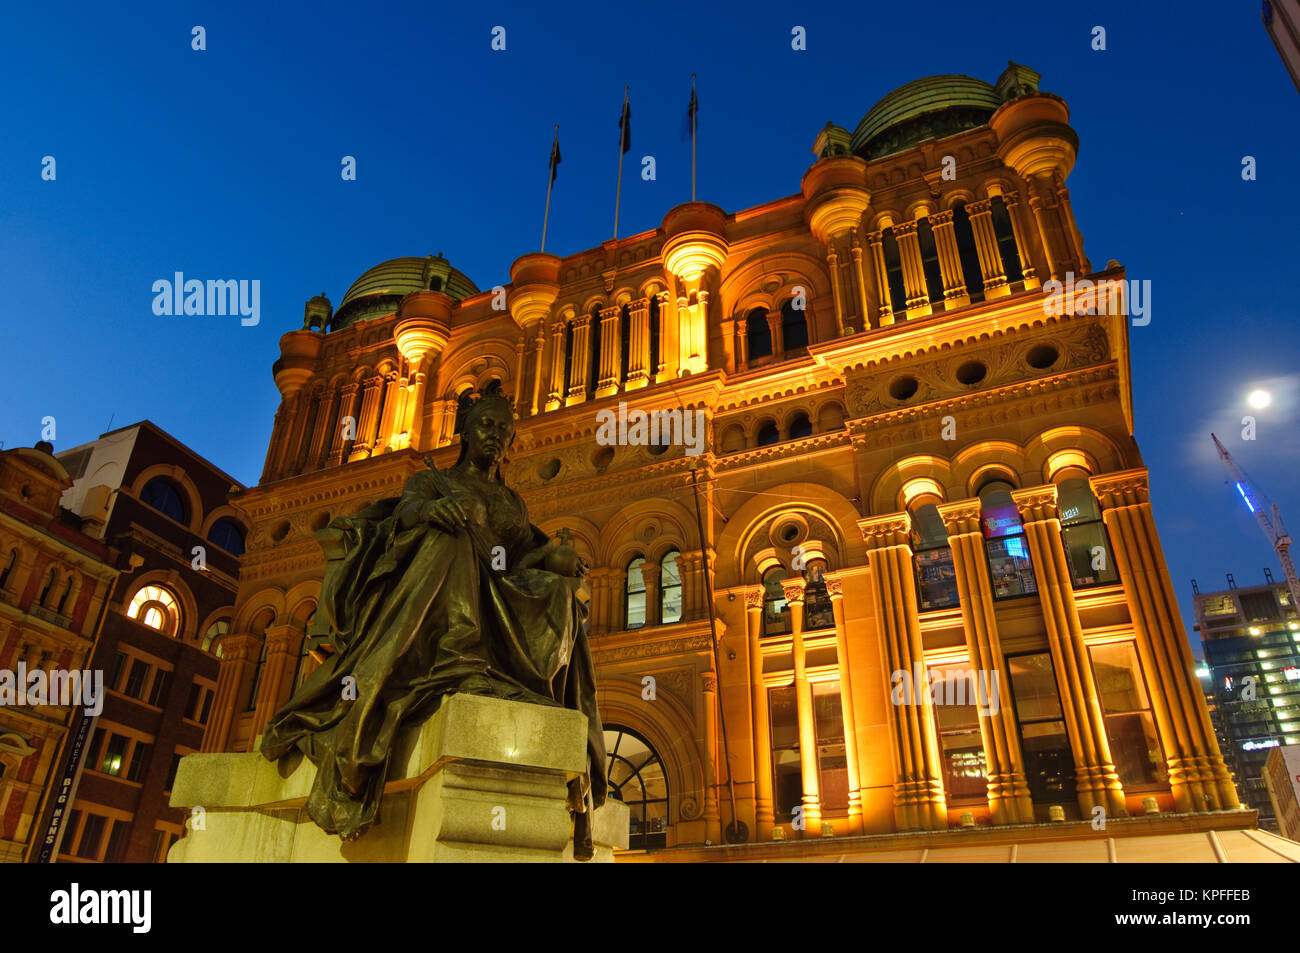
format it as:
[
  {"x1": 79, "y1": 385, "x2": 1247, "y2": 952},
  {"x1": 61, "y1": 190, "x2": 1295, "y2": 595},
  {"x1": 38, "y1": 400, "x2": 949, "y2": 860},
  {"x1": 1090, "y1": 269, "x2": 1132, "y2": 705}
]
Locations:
[
  {"x1": 591, "y1": 631, "x2": 713, "y2": 664},
  {"x1": 1091, "y1": 468, "x2": 1150, "y2": 509},
  {"x1": 937, "y1": 499, "x2": 982, "y2": 536},
  {"x1": 1012, "y1": 484, "x2": 1060, "y2": 524},
  {"x1": 859, "y1": 513, "x2": 912, "y2": 549}
]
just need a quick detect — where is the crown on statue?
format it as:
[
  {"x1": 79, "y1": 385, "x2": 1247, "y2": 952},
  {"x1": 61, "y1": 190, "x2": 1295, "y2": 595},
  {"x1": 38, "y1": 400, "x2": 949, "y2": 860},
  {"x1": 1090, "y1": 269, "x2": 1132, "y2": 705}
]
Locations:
[{"x1": 464, "y1": 379, "x2": 517, "y2": 423}]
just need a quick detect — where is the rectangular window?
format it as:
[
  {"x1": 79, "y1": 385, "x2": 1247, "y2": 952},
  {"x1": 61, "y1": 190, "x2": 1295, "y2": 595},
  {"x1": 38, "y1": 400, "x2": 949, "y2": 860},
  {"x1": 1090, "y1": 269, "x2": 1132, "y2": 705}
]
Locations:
[
  {"x1": 1090, "y1": 642, "x2": 1168, "y2": 786},
  {"x1": 1062, "y1": 522, "x2": 1119, "y2": 588},
  {"x1": 123, "y1": 659, "x2": 150, "y2": 699},
  {"x1": 75, "y1": 813, "x2": 106, "y2": 860},
  {"x1": 110, "y1": 652, "x2": 129, "y2": 691},
  {"x1": 126, "y1": 741, "x2": 150, "y2": 783},
  {"x1": 1006, "y1": 652, "x2": 1076, "y2": 803},
  {"x1": 769, "y1": 685, "x2": 801, "y2": 822},
  {"x1": 165, "y1": 752, "x2": 183, "y2": 792},
  {"x1": 915, "y1": 548, "x2": 960, "y2": 610},
  {"x1": 198, "y1": 689, "x2": 213, "y2": 725},
  {"x1": 147, "y1": 668, "x2": 171, "y2": 708},
  {"x1": 929, "y1": 663, "x2": 988, "y2": 799},
  {"x1": 813, "y1": 682, "x2": 848, "y2": 812},
  {"x1": 103, "y1": 818, "x2": 131, "y2": 862},
  {"x1": 1201, "y1": 595, "x2": 1237, "y2": 617},
  {"x1": 100, "y1": 734, "x2": 128, "y2": 777},
  {"x1": 986, "y1": 535, "x2": 1038, "y2": 600}
]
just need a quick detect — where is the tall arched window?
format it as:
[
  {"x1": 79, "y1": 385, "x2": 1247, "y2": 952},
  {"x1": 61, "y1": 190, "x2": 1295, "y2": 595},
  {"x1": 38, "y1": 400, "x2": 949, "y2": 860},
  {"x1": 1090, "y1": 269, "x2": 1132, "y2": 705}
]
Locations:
[
  {"x1": 625, "y1": 557, "x2": 647, "y2": 630},
  {"x1": 39, "y1": 569, "x2": 56, "y2": 606},
  {"x1": 882, "y1": 228, "x2": 907, "y2": 316},
  {"x1": 208, "y1": 518, "x2": 246, "y2": 557},
  {"x1": 802, "y1": 560, "x2": 835, "y2": 630},
  {"x1": 660, "y1": 550, "x2": 682, "y2": 624},
  {"x1": 979, "y1": 484, "x2": 1037, "y2": 600},
  {"x1": 755, "y1": 420, "x2": 779, "y2": 447},
  {"x1": 0, "y1": 549, "x2": 16, "y2": 590},
  {"x1": 761, "y1": 567, "x2": 791, "y2": 637},
  {"x1": 562, "y1": 321, "x2": 575, "y2": 396},
  {"x1": 951, "y1": 203, "x2": 985, "y2": 304},
  {"x1": 619, "y1": 304, "x2": 631, "y2": 386},
  {"x1": 55, "y1": 575, "x2": 74, "y2": 615},
  {"x1": 788, "y1": 412, "x2": 813, "y2": 440},
  {"x1": 603, "y1": 726, "x2": 668, "y2": 849},
  {"x1": 913, "y1": 503, "x2": 959, "y2": 611},
  {"x1": 140, "y1": 478, "x2": 187, "y2": 524},
  {"x1": 127, "y1": 585, "x2": 181, "y2": 636},
  {"x1": 1058, "y1": 477, "x2": 1119, "y2": 588},
  {"x1": 202, "y1": 619, "x2": 229, "y2": 655},
  {"x1": 990, "y1": 197, "x2": 1024, "y2": 284},
  {"x1": 780, "y1": 299, "x2": 808, "y2": 352},
  {"x1": 917, "y1": 217, "x2": 945, "y2": 307},
  {"x1": 648, "y1": 295, "x2": 661, "y2": 377},
  {"x1": 587, "y1": 308, "x2": 602, "y2": 399},
  {"x1": 746, "y1": 307, "x2": 772, "y2": 360}
]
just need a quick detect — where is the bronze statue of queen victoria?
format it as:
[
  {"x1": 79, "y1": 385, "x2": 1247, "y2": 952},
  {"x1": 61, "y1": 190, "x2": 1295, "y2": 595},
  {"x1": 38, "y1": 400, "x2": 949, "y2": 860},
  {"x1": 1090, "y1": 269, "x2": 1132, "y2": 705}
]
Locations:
[{"x1": 260, "y1": 385, "x2": 607, "y2": 858}]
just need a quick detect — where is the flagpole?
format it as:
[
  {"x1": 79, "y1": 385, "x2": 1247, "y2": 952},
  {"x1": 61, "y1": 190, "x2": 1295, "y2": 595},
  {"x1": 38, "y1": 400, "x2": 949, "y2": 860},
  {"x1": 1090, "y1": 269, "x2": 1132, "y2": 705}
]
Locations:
[
  {"x1": 614, "y1": 86, "x2": 628, "y2": 241},
  {"x1": 542, "y1": 124, "x2": 558, "y2": 252},
  {"x1": 691, "y1": 74, "x2": 697, "y2": 202}
]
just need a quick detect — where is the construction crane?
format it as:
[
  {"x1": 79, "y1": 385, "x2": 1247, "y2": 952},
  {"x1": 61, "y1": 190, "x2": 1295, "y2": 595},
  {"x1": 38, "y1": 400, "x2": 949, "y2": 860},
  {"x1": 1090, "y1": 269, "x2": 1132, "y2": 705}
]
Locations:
[{"x1": 1211, "y1": 433, "x2": 1300, "y2": 610}]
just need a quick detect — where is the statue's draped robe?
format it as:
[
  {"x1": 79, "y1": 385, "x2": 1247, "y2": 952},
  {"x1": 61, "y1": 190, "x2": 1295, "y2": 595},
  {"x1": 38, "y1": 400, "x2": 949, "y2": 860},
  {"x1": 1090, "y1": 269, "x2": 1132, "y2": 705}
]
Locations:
[{"x1": 260, "y1": 466, "x2": 607, "y2": 842}]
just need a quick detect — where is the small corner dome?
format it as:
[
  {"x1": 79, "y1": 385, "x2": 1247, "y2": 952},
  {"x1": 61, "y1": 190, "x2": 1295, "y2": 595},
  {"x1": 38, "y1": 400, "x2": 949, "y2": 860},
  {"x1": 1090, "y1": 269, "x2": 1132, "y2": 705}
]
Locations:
[
  {"x1": 851, "y1": 74, "x2": 1002, "y2": 161},
  {"x1": 331, "y1": 254, "x2": 480, "y2": 331}
]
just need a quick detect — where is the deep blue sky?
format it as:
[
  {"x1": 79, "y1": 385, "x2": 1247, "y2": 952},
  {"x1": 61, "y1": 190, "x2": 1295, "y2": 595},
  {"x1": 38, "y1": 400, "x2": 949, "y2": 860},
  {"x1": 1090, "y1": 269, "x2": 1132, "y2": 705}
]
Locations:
[{"x1": 2, "y1": 1, "x2": 1297, "y2": 646}]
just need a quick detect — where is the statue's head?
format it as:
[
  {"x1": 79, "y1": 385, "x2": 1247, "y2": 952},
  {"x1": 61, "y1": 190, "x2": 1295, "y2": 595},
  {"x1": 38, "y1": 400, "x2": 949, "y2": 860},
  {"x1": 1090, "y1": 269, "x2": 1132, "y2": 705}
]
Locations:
[{"x1": 455, "y1": 382, "x2": 516, "y2": 476}]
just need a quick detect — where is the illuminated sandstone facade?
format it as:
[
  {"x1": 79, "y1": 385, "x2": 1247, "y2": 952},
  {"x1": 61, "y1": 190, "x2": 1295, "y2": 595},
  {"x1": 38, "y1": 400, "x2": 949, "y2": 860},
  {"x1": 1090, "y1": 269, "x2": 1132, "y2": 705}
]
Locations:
[{"x1": 206, "y1": 63, "x2": 1243, "y2": 850}]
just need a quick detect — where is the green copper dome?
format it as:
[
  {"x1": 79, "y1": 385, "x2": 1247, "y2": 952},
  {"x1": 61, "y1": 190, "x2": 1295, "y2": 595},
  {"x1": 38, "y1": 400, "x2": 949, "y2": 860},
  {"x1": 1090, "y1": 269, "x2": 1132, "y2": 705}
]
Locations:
[
  {"x1": 851, "y1": 74, "x2": 1003, "y2": 161},
  {"x1": 331, "y1": 254, "x2": 479, "y2": 331}
]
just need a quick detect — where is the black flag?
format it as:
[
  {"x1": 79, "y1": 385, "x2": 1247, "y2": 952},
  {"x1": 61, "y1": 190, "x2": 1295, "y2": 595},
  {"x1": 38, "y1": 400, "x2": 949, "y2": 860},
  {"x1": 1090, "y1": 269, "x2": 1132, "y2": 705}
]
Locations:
[
  {"x1": 618, "y1": 96, "x2": 631, "y2": 154},
  {"x1": 549, "y1": 131, "x2": 562, "y2": 183}
]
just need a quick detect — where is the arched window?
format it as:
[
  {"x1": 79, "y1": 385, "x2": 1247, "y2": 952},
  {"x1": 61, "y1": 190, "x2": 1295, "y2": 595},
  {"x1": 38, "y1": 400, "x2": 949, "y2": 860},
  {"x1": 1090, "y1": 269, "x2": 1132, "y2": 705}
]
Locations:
[
  {"x1": 780, "y1": 299, "x2": 808, "y2": 352},
  {"x1": 127, "y1": 585, "x2": 181, "y2": 636},
  {"x1": 660, "y1": 551, "x2": 682, "y2": 624},
  {"x1": 141, "y1": 478, "x2": 187, "y2": 524},
  {"x1": 762, "y1": 567, "x2": 791, "y2": 637},
  {"x1": 881, "y1": 228, "x2": 907, "y2": 317},
  {"x1": 746, "y1": 307, "x2": 772, "y2": 360},
  {"x1": 625, "y1": 557, "x2": 647, "y2": 630},
  {"x1": 202, "y1": 619, "x2": 229, "y2": 655},
  {"x1": 951, "y1": 203, "x2": 985, "y2": 304},
  {"x1": 562, "y1": 321, "x2": 575, "y2": 396},
  {"x1": 292, "y1": 611, "x2": 317, "y2": 690},
  {"x1": 912, "y1": 502, "x2": 959, "y2": 610},
  {"x1": 39, "y1": 569, "x2": 57, "y2": 606},
  {"x1": 587, "y1": 308, "x2": 602, "y2": 399},
  {"x1": 0, "y1": 549, "x2": 16, "y2": 590},
  {"x1": 755, "y1": 420, "x2": 779, "y2": 447},
  {"x1": 788, "y1": 412, "x2": 813, "y2": 440},
  {"x1": 208, "y1": 518, "x2": 246, "y2": 557},
  {"x1": 990, "y1": 197, "x2": 1024, "y2": 284},
  {"x1": 452, "y1": 387, "x2": 475, "y2": 435},
  {"x1": 648, "y1": 295, "x2": 661, "y2": 377},
  {"x1": 1058, "y1": 477, "x2": 1119, "y2": 589},
  {"x1": 619, "y1": 304, "x2": 632, "y2": 386},
  {"x1": 917, "y1": 217, "x2": 945, "y2": 307},
  {"x1": 979, "y1": 486, "x2": 1037, "y2": 600},
  {"x1": 55, "y1": 575, "x2": 74, "y2": 615},
  {"x1": 603, "y1": 726, "x2": 668, "y2": 849},
  {"x1": 802, "y1": 560, "x2": 835, "y2": 630},
  {"x1": 246, "y1": 638, "x2": 268, "y2": 711}
]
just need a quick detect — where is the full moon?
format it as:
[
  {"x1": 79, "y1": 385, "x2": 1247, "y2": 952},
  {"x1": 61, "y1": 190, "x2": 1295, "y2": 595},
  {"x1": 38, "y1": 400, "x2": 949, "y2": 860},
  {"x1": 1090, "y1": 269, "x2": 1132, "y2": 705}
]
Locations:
[{"x1": 1248, "y1": 389, "x2": 1272, "y2": 409}]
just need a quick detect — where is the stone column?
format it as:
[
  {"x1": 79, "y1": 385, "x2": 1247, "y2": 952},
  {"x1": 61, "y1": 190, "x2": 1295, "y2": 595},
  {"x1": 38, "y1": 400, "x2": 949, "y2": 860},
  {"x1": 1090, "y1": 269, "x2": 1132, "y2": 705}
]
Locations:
[
  {"x1": 718, "y1": 318, "x2": 737, "y2": 374},
  {"x1": 586, "y1": 569, "x2": 613, "y2": 637},
  {"x1": 675, "y1": 296, "x2": 692, "y2": 376},
  {"x1": 530, "y1": 322, "x2": 547, "y2": 415},
  {"x1": 860, "y1": 513, "x2": 948, "y2": 830},
  {"x1": 1014, "y1": 486, "x2": 1127, "y2": 819},
  {"x1": 1092, "y1": 470, "x2": 1240, "y2": 812},
  {"x1": 349, "y1": 376, "x2": 383, "y2": 461},
  {"x1": 688, "y1": 291, "x2": 709, "y2": 374},
  {"x1": 929, "y1": 210, "x2": 970, "y2": 309},
  {"x1": 782, "y1": 579, "x2": 821, "y2": 832},
  {"x1": 512, "y1": 338, "x2": 526, "y2": 407},
  {"x1": 376, "y1": 374, "x2": 401, "y2": 451},
  {"x1": 868, "y1": 231, "x2": 894, "y2": 326},
  {"x1": 1002, "y1": 192, "x2": 1040, "y2": 288},
  {"x1": 546, "y1": 319, "x2": 566, "y2": 411},
  {"x1": 655, "y1": 290, "x2": 676, "y2": 382},
  {"x1": 937, "y1": 500, "x2": 1035, "y2": 825},
  {"x1": 1027, "y1": 191, "x2": 1062, "y2": 282},
  {"x1": 596, "y1": 305, "x2": 621, "y2": 397},
  {"x1": 849, "y1": 229, "x2": 871, "y2": 333},
  {"x1": 567, "y1": 313, "x2": 592, "y2": 403},
  {"x1": 250, "y1": 625, "x2": 303, "y2": 743},
  {"x1": 202, "y1": 633, "x2": 261, "y2": 753},
  {"x1": 821, "y1": 574, "x2": 863, "y2": 833},
  {"x1": 306, "y1": 389, "x2": 337, "y2": 468},
  {"x1": 745, "y1": 587, "x2": 775, "y2": 838},
  {"x1": 639, "y1": 560, "x2": 660, "y2": 628},
  {"x1": 607, "y1": 568, "x2": 627, "y2": 634},
  {"x1": 892, "y1": 221, "x2": 932, "y2": 318},
  {"x1": 625, "y1": 298, "x2": 650, "y2": 389},
  {"x1": 700, "y1": 671, "x2": 722, "y2": 843},
  {"x1": 825, "y1": 243, "x2": 846, "y2": 336},
  {"x1": 966, "y1": 200, "x2": 1009, "y2": 298},
  {"x1": 1053, "y1": 179, "x2": 1089, "y2": 275}
]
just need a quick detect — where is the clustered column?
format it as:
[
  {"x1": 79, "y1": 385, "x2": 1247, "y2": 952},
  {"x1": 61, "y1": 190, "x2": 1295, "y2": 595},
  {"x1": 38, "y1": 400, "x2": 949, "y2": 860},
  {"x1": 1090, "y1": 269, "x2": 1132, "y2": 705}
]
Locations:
[
  {"x1": 937, "y1": 500, "x2": 1034, "y2": 824},
  {"x1": 891, "y1": 220, "x2": 932, "y2": 318},
  {"x1": 928, "y1": 210, "x2": 970, "y2": 309},
  {"x1": 822, "y1": 573, "x2": 864, "y2": 833},
  {"x1": 860, "y1": 513, "x2": 947, "y2": 830},
  {"x1": 596, "y1": 305, "x2": 621, "y2": 398},
  {"x1": 1014, "y1": 486, "x2": 1127, "y2": 818},
  {"x1": 202, "y1": 633, "x2": 261, "y2": 753},
  {"x1": 744, "y1": 586, "x2": 776, "y2": 838},
  {"x1": 867, "y1": 230, "x2": 894, "y2": 326},
  {"x1": 249, "y1": 624, "x2": 304, "y2": 743},
  {"x1": 1092, "y1": 470, "x2": 1240, "y2": 812},
  {"x1": 782, "y1": 579, "x2": 822, "y2": 831},
  {"x1": 965, "y1": 200, "x2": 1009, "y2": 298}
]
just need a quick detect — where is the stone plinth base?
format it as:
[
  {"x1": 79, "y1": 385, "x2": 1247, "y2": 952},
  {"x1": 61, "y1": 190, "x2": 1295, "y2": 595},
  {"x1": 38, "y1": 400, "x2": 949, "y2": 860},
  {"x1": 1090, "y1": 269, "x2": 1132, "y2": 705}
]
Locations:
[{"x1": 167, "y1": 694, "x2": 627, "y2": 862}]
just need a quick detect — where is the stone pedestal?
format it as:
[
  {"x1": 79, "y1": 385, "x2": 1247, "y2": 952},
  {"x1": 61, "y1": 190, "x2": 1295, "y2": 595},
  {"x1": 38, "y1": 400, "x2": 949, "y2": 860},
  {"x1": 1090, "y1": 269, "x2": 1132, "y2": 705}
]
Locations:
[{"x1": 167, "y1": 694, "x2": 628, "y2": 863}]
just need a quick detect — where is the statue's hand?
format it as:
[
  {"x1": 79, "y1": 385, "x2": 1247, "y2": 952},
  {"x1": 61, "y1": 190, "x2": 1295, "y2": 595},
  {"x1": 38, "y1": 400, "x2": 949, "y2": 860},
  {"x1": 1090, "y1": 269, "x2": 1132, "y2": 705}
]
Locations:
[{"x1": 422, "y1": 497, "x2": 468, "y2": 534}]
